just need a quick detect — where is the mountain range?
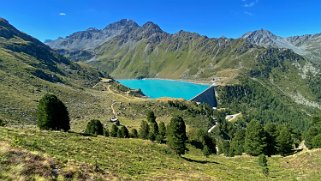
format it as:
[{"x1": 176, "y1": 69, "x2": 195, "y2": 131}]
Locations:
[
  {"x1": 45, "y1": 19, "x2": 321, "y2": 82},
  {"x1": 46, "y1": 19, "x2": 321, "y2": 121},
  {"x1": 1, "y1": 17, "x2": 321, "y2": 128}
]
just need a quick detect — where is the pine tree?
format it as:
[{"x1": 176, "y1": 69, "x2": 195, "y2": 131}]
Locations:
[
  {"x1": 264, "y1": 123, "x2": 279, "y2": 156},
  {"x1": 130, "y1": 129, "x2": 138, "y2": 138},
  {"x1": 276, "y1": 126, "x2": 293, "y2": 156},
  {"x1": 37, "y1": 94, "x2": 70, "y2": 131},
  {"x1": 312, "y1": 134, "x2": 321, "y2": 148},
  {"x1": 0, "y1": 119, "x2": 5, "y2": 127},
  {"x1": 147, "y1": 110, "x2": 156, "y2": 123},
  {"x1": 244, "y1": 120, "x2": 267, "y2": 156},
  {"x1": 159, "y1": 122, "x2": 166, "y2": 139},
  {"x1": 84, "y1": 119, "x2": 104, "y2": 135},
  {"x1": 304, "y1": 127, "x2": 318, "y2": 149},
  {"x1": 166, "y1": 116, "x2": 187, "y2": 155},
  {"x1": 147, "y1": 111, "x2": 159, "y2": 141},
  {"x1": 139, "y1": 120, "x2": 149, "y2": 139},
  {"x1": 230, "y1": 129, "x2": 245, "y2": 155},
  {"x1": 119, "y1": 126, "x2": 129, "y2": 138},
  {"x1": 104, "y1": 128, "x2": 109, "y2": 137},
  {"x1": 149, "y1": 122, "x2": 159, "y2": 141},
  {"x1": 117, "y1": 129, "x2": 123, "y2": 138},
  {"x1": 304, "y1": 117, "x2": 321, "y2": 149},
  {"x1": 258, "y1": 154, "x2": 269, "y2": 177},
  {"x1": 110, "y1": 124, "x2": 118, "y2": 137},
  {"x1": 198, "y1": 130, "x2": 216, "y2": 156}
]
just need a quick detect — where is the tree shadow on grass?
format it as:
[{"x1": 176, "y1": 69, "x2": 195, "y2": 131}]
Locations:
[{"x1": 181, "y1": 156, "x2": 220, "y2": 164}]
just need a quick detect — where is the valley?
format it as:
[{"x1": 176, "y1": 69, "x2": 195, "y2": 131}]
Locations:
[{"x1": 1, "y1": 12, "x2": 321, "y2": 181}]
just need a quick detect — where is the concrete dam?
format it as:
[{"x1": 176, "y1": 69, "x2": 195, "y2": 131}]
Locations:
[{"x1": 190, "y1": 85, "x2": 217, "y2": 108}]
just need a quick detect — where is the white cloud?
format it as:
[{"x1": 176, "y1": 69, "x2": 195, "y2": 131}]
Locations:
[
  {"x1": 59, "y1": 12, "x2": 66, "y2": 16},
  {"x1": 244, "y1": 11, "x2": 254, "y2": 16},
  {"x1": 243, "y1": 0, "x2": 259, "y2": 8}
]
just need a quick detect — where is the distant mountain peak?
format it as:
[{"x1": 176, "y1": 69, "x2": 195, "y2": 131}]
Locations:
[
  {"x1": 242, "y1": 29, "x2": 277, "y2": 40},
  {"x1": 86, "y1": 27, "x2": 99, "y2": 31},
  {"x1": 104, "y1": 19, "x2": 139, "y2": 30},
  {"x1": 142, "y1": 21, "x2": 162, "y2": 32}
]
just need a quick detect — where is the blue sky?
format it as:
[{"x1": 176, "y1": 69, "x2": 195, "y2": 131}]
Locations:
[{"x1": 1, "y1": 0, "x2": 320, "y2": 41}]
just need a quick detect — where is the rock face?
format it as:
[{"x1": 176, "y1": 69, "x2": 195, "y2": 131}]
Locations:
[
  {"x1": 46, "y1": 19, "x2": 139, "y2": 51},
  {"x1": 242, "y1": 29, "x2": 305, "y2": 54},
  {"x1": 242, "y1": 29, "x2": 321, "y2": 62},
  {"x1": 191, "y1": 86, "x2": 217, "y2": 108}
]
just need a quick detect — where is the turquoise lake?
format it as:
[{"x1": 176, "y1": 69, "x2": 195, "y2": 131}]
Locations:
[{"x1": 117, "y1": 79, "x2": 209, "y2": 100}]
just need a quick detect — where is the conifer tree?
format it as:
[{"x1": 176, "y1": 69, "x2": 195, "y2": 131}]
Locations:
[
  {"x1": 159, "y1": 122, "x2": 166, "y2": 138},
  {"x1": 110, "y1": 124, "x2": 119, "y2": 137},
  {"x1": 276, "y1": 126, "x2": 293, "y2": 156},
  {"x1": 230, "y1": 129, "x2": 245, "y2": 155},
  {"x1": 147, "y1": 110, "x2": 156, "y2": 123},
  {"x1": 139, "y1": 120, "x2": 150, "y2": 139},
  {"x1": 104, "y1": 128, "x2": 109, "y2": 137},
  {"x1": 158, "y1": 122, "x2": 166, "y2": 143},
  {"x1": 244, "y1": 120, "x2": 267, "y2": 156},
  {"x1": 147, "y1": 111, "x2": 159, "y2": 141},
  {"x1": 84, "y1": 119, "x2": 104, "y2": 135},
  {"x1": 167, "y1": 116, "x2": 187, "y2": 155},
  {"x1": 119, "y1": 126, "x2": 129, "y2": 138},
  {"x1": 264, "y1": 123, "x2": 279, "y2": 156},
  {"x1": 130, "y1": 129, "x2": 138, "y2": 138},
  {"x1": 258, "y1": 154, "x2": 269, "y2": 177},
  {"x1": 37, "y1": 94, "x2": 70, "y2": 131}
]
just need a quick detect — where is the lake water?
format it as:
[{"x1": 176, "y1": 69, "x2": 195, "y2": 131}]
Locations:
[{"x1": 117, "y1": 79, "x2": 209, "y2": 100}]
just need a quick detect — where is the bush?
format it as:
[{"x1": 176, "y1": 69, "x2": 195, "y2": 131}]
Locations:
[
  {"x1": 84, "y1": 120, "x2": 104, "y2": 135},
  {"x1": 37, "y1": 94, "x2": 70, "y2": 131}
]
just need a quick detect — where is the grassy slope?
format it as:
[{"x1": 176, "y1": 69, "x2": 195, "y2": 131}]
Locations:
[
  {"x1": 1, "y1": 127, "x2": 321, "y2": 180},
  {"x1": 94, "y1": 37, "x2": 259, "y2": 84}
]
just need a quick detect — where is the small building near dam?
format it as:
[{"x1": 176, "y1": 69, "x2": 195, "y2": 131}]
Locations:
[{"x1": 190, "y1": 85, "x2": 217, "y2": 108}]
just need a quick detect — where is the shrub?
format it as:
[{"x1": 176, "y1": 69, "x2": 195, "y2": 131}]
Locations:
[
  {"x1": 37, "y1": 94, "x2": 70, "y2": 131},
  {"x1": 84, "y1": 120, "x2": 104, "y2": 135}
]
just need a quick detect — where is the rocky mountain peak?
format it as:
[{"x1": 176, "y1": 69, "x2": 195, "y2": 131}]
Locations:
[
  {"x1": 242, "y1": 29, "x2": 278, "y2": 43},
  {"x1": 142, "y1": 21, "x2": 162, "y2": 32},
  {"x1": 104, "y1": 19, "x2": 139, "y2": 31}
]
